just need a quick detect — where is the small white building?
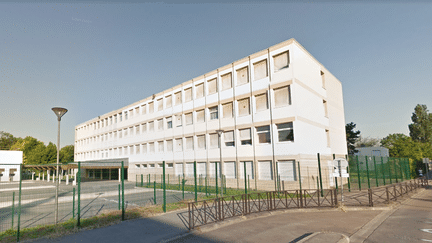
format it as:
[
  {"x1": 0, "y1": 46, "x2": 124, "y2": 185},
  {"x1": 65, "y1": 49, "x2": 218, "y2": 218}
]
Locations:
[
  {"x1": 355, "y1": 147, "x2": 389, "y2": 157},
  {"x1": 74, "y1": 38, "x2": 347, "y2": 189},
  {"x1": 0, "y1": 151, "x2": 23, "y2": 182}
]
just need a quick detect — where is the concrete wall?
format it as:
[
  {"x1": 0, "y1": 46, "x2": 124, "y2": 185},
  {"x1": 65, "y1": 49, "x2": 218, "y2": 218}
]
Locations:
[{"x1": 0, "y1": 151, "x2": 23, "y2": 182}]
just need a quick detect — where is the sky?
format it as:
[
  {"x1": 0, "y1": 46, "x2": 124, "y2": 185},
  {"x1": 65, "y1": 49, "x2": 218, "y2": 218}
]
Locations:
[{"x1": 1, "y1": 1, "x2": 431, "y2": 148}]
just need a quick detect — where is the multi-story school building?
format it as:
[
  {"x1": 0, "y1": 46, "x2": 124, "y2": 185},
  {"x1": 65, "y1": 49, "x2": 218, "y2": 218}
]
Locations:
[{"x1": 74, "y1": 38, "x2": 347, "y2": 189}]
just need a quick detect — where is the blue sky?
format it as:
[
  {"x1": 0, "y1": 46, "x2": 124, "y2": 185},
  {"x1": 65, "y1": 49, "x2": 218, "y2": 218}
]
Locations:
[{"x1": 1, "y1": 1, "x2": 431, "y2": 148}]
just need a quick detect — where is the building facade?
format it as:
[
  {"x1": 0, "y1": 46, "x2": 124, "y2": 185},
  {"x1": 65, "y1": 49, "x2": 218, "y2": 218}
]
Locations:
[{"x1": 74, "y1": 38, "x2": 347, "y2": 189}]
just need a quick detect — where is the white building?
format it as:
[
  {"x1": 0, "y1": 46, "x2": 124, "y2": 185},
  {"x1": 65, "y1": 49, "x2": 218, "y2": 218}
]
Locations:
[
  {"x1": 355, "y1": 147, "x2": 390, "y2": 157},
  {"x1": 74, "y1": 38, "x2": 347, "y2": 189},
  {"x1": 0, "y1": 151, "x2": 23, "y2": 182}
]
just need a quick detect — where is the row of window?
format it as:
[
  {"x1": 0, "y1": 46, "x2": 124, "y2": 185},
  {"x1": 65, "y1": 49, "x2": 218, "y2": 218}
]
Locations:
[
  {"x1": 76, "y1": 86, "x2": 291, "y2": 146},
  {"x1": 133, "y1": 160, "x2": 297, "y2": 181},
  {"x1": 76, "y1": 51, "x2": 290, "y2": 133},
  {"x1": 76, "y1": 122, "x2": 294, "y2": 159}
]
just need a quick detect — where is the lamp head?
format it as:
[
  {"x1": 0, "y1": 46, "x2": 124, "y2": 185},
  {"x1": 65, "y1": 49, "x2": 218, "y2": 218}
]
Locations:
[{"x1": 52, "y1": 107, "x2": 68, "y2": 121}]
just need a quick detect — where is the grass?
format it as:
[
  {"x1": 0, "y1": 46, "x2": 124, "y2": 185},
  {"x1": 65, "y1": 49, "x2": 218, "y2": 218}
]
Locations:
[{"x1": 0, "y1": 201, "x2": 189, "y2": 243}]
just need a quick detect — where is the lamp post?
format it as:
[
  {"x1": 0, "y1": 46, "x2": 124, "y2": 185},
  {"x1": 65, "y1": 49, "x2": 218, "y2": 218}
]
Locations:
[
  {"x1": 216, "y1": 129, "x2": 224, "y2": 197},
  {"x1": 52, "y1": 107, "x2": 68, "y2": 224}
]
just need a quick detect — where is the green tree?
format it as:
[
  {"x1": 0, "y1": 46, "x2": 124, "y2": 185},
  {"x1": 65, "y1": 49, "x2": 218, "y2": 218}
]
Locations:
[
  {"x1": 26, "y1": 143, "x2": 47, "y2": 165},
  {"x1": 355, "y1": 136, "x2": 381, "y2": 148},
  {"x1": 45, "y1": 142, "x2": 57, "y2": 164},
  {"x1": 346, "y1": 122, "x2": 361, "y2": 155},
  {"x1": 0, "y1": 131, "x2": 20, "y2": 150},
  {"x1": 60, "y1": 145, "x2": 74, "y2": 163},
  {"x1": 409, "y1": 104, "x2": 432, "y2": 143}
]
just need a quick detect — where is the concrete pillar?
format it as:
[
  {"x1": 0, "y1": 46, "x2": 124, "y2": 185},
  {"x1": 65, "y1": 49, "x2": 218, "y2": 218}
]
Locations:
[
  {"x1": 119, "y1": 168, "x2": 121, "y2": 182},
  {"x1": 66, "y1": 174, "x2": 69, "y2": 185},
  {"x1": 37, "y1": 172, "x2": 40, "y2": 181},
  {"x1": 32, "y1": 172, "x2": 34, "y2": 181},
  {"x1": 42, "y1": 171, "x2": 45, "y2": 181},
  {"x1": 47, "y1": 170, "x2": 50, "y2": 182}
]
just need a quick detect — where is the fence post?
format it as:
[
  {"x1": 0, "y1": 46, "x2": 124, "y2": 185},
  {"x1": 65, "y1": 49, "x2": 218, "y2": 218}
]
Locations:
[
  {"x1": 121, "y1": 161, "x2": 125, "y2": 221},
  {"x1": 194, "y1": 161, "x2": 198, "y2": 202},
  {"x1": 317, "y1": 153, "x2": 324, "y2": 196},
  {"x1": 205, "y1": 176, "x2": 208, "y2": 196},
  {"x1": 347, "y1": 165, "x2": 351, "y2": 192},
  {"x1": 298, "y1": 162, "x2": 302, "y2": 192},
  {"x1": 182, "y1": 177, "x2": 185, "y2": 200},
  {"x1": 386, "y1": 186, "x2": 390, "y2": 203},
  {"x1": 118, "y1": 184, "x2": 121, "y2": 210},
  {"x1": 368, "y1": 189, "x2": 373, "y2": 207},
  {"x1": 72, "y1": 187, "x2": 75, "y2": 219},
  {"x1": 163, "y1": 161, "x2": 166, "y2": 213},
  {"x1": 333, "y1": 154, "x2": 338, "y2": 191},
  {"x1": 365, "y1": 156, "x2": 371, "y2": 189},
  {"x1": 11, "y1": 191, "x2": 15, "y2": 230},
  {"x1": 373, "y1": 156, "x2": 379, "y2": 187},
  {"x1": 154, "y1": 181, "x2": 157, "y2": 204},
  {"x1": 356, "y1": 155, "x2": 361, "y2": 191},
  {"x1": 16, "y1": 164, "x2": 23, "y2": 242},
  {"x1": 77, "y1": 162, "x2": 81, "y2": 227},
  {"x1": 388, "y1": 158, "x2": 393, "y2": 184},
  {"x1": 141, "y1": 174, "x2": 143, "y2": 187},
  {"x1": 244, "y1": 162, "x2": 248, "y2": 195},
  {"x1": 215, "y1": 162, "x2": 219, "y2": 196},
  {"x1": 381, "y1": 157, "x2": 386, "y2": 186},
  {"x1": 398, "y1": 159, "x2": 404, "y2": 181}
]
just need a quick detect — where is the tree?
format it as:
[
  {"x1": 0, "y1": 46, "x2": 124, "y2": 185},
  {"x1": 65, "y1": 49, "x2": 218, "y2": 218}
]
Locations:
[
  {"x1": 409, "y1": 104, "x2": 432, "y2": 143},
  {"x1": 60, "y1": 145, "x2": 74, "y2": 163},
  {"x1": 0, "y1": 131, "x2": 20, "y2": 150},
  {"x1": 355, "y1": 136, "x2": 381, "y2": 148},
  {"x1": 346, "y1": 122, "x2": 361, "y2": 155},
  {"x1": 45, "y1": 142, "x2": 57, "y2": 164}
]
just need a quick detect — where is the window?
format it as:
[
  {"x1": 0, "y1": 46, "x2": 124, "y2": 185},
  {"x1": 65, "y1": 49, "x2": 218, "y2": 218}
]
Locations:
[
  {"x1": 166, "y1": 95, "x2": 172, "y2": 108},
  {"x1": 240, "y1": 128, "x2": 252, "y2": 145},
  {"x1": 167, "y1": 139, "x2": 173, "y2": 152},
  {"x1": 149, "y1": 142, "x2": 155, "y2": 153},
  {"x1": 257, "y1": 125, "x2": 271, "y2": 144},
  {"x1": 278, "y1": 161, "x2": 296, "y2": 181},
  {"x1": 254, "y1": 59, "x2": 267, "y2": 80},
  {"x1": 185, "y1": 137, "x2": 193, "y2": 150},
  {"x1": 209, "y1": 106, "x2": 218, "y2": 120},
  {"x1": 142, "y1": 123, "x2": 147, "y2": 133},
  {"x1": 149, "y1": 121, "x2": 154, "y2": 132},
  {"x1": 236, "y1": 66, "x2": 249, "y2": 86},
  {"x1": 222, "y1": 102, "x2": 233, "y2": 118},
  {"x1": 149, "y1": 102, "x2": 154, "y2": 113},
  {"x1": 221, "y1": 72, "x2": 232, "y2": 90},
  {"x1": 142, "y1": 164, "x2": 148, "y2": 169},
  {"x1": 129, "y1": 127, "x2": 133, "y2": 136},
  {"x1": 184, "y1": 88, "x2": 192, "y2": 102},
  {"x1": 224, "y1": 162, "x2": 236, "y2": 179},
  {"x1": 149, "y1": 164, "x2": 155, "y2": 168},
  {"x1": 207, "y1": 78, "x2": 217, "y2": 94},
  {"x1": 326, "y1": 129, "x2": 330, "y2": 147},
  {"x1": 114, "y1": 131, "x2": 117, "y2": 138},
  {"x1": 143, "y1": 144, "x2": 148, "y2": 153},
  {"x1": 129, "y1": 109, "x2": 133, "y2": 117},
  {"x1": 258, "y1": 161, "x2": 273, "y2": 180},
  {"x1": 224, "y1": 131, "x2": 235, "y2": 147},
  {"x1": 175, "y1": 138, "x2": 183, "y2": 151},
  {"x1": 323, "y1": 100, "x2": 328, "y2": 117},
  {"x1": 195, "y1": 83, "x2": 204, "y2": 98},
  {"x1": 176, "y1": 114, "x2": 182, "y2": 127},
  {"x1": 209, "y1": 133, "x2": 219, "y2": 149},
  {"x1": 130, "y1": 146, "x2": 134, "y2": 155},
  {"x1": 135, "y1": 107, "x2": 139, "y2": 116},
  {"x1": 135, "y1": 144, "x2": 140, "y2": 154},
  {"x1": 196, "y1": 109, "x2": 205, "y2": 123},
  {"x1": 255, "y1": 93, "x2": 268, "y2": 112},
  {"x1": 273, "y1": 51, "x2": 289, "y2": 72},
  {"x1": 167, "y1": 163, "x2": 174, "y2": 168},
  {"x1": 119, "y1": 113, "x2": 123, "y2": 122},
  {"x1": 197, "y1": 135, "x2": 206, "y2": 149},
  {"x1": 185, "y1": 113, "x2": 193, "y2": 125},
  {"x1": 136, "y1": 125, "x2": 140, "y2": 134},
  {"x1": 124, "y1": 146, "x2": 128, "y2": 155},
  {"x1": 166, "y1": 117, "x2": 173, "y2": 129},
  {"x1": 157, "y1": 98, "x2": 163, "y2": 111},
  {"x1": 238, "y1": 98, "x2": 250, "y2": 116},
  {"x1": 174, "y1": 91, "x2": 182, "y2": 105},
  {"x1": 158, "y1": 119, "x2": 164, "y2": 131},
  {"x1": 141, "y1": 104, "x2": 146, "y2": 115},
  {"x1": 124, "y1": 111, "x2": 128, "y2": 120},
  {"x1": 321, "y1": 71, "x2": 326, "y2": 89},
  {"x1": 277, "y1": 122, "x2": 294, "y2": 142},
  {"x1": 158, "y1": 141, "x2": 164, "y2": 152},
  {"x1": 239, "y1": 161, "x2": 254, "y2": 179},
  {"x1": 274, "y1": 86, "x2": 291, "y2": 107},
  {"x1": 119, "y1": 130, "x2": 122, "y2": 138},
  {"x1": 114, "y1": 115, "x2": 118, "y2": 123}
]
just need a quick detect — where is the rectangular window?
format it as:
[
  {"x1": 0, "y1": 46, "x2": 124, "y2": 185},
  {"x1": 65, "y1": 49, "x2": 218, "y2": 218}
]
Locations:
[
  {"x1": 119, "y1": 113, "x2": 123, "y2": 122},
  {"x1": 258, "y1": 161, "x2": 273, "y2": 180},
  {"x1": 114, "y1": 131, "x2": 117, "y2": 138},
  {"x1": 158, "y1": 119, "x2": 164, "y2": 131},
  {"x1": 142, "y1": 123, "x2": 147, "y2": 133},
  {"x1": 224, "y1": 131, "x2": 235, "y2": 147},
  {"x1": 254, "y1": 59, "x2": 268, "y2": 81},
  {"x1": 196, "y1": 109, "x2": 205, "y2": 123},
  {"x1": 221, "y1": 72, "x2": 232, "y2": 90},
  {"x1": 209, "y1": 133, "x2": 219, "y2": 149},
  {"x1": 209, "y1": 162, "x2": 221, "y2": 178},
  {"x1": 197, "y1": 135, "x2": 206, "y2": 149},
  {"x1": 129, "y1": 127, "x2": 133, "y2": 136},
  {"x1": 195, "y1": 83, "x2": 204, "y2": 98},
  {"x1": 323, "y1": 100, "x2": 328, "y2": 117},
  {"x1": 222, "y1": 102, "x2": 233, "y2": 118},
  {"x1": 157, "y1": 98, "x2": 163, "y2": 111},
  {"x1": 185, "y1": 112, "x2": 193, "y2": 125},
  {"x1": 167, "y1": 163, "x2": 173, "y2": 168},
  {"x1": 255, "y1": 93, "x2": 268, "y2": 112},
  {"x1": 135, "y1": 107, "x2": 139, "y2": 116},
  {"x1": 239, "y1": 161, "x2": 254, "y2": 179},
  {"x1": 238, "y1": 98, "x2": 250, "y2": 116},
  {"x1": 274, "y1": 86, "x2": 291, "y2": 107},
  {"x1": 135, "y1": 144, "x2": 140, "y2": 154},
  {"x1": 240, "y1": 128, "x2": 252, "y2": 145},
  {"x1": 197, "y1": 162, "x2": 206, "y2": 176},
  {"x1": 321, "y1": 71, "x2": 326, "y2": 89},
  {"x1": 141, "y1": 104, "x2": 146, "y2": 115},
  {"x1": 114, "y1": 115, "x2": 117, "y2": 123},
  {"x1": 185, "y1": 137, "x2": 193, "y2": 150},
  {"x1": 167, "y1": 139, "x2": 173, "y2": 152},
  {"x1": 142, "y1": 164, "x2": 148, "y2": 169},
  {"x1": 124, "y1": 147, "x2": 128, "y2": 155},
  {"x1": 184, "y1": 88, "x2": 192, "y2": 102},
  {"x1": 176, "y1": 114, "x2": 182, "y2": 127},
  {"x1": 129, "y1": 109, "x2": 133, "y2": 117},
  {"x1": 149, "y1": 102, "x2": 154, "y2": 113},
  {"x1": 209, "y1": 106, "x2": 218, "y2": 120},
  {"x1": 326, "y1": 129, "x2": 330, "y2": 147},
  {"x1": 130, "y1": 146, "x2": 134, "y2": 155},
  {"x1": 257, "y1": 125, "x2": 271, "y2": 144},
  {"x1": 174, "y1": 91, "x2": 182, "y2": 105},
  {"x1": 175, "y1": 138, "x2": 183, "y2": 151},
  {"x1": 166, "y1": 95, "x2": 172, "y2": 108},
  {"x1": 166, "y1": 117, "x2": 173, "y2": 129},
  {"x1": 136, "y1": 125, "x2": 140, "y2": 134},
  {"x1": 273, "y1": 51, "x2": 289, "y2": 72},
  {"x1": 236, "y1": 66, "x2": 249, "y2": 86},
  {"x1": 224, "y1": 162, "x2": 236, "y2": 179},
  {"x1": 158, "y1": 141, "x2": 164, "y2": 152},
  {"x1": 149, "y1": 142, "x2": 155, "y2": 153},
  {"x1": 278, "y1": 160, "x2": 296, "y2": 181},
  {"x1": 149, "y1": 164, "x2": 155, "y2": 168},
  {"x1": 119, "y1": 130, "x2": 122, "y2": 138},
  {"x1": 149, "y1": 121, "x2": 154, "y2": 131},
  {"x1": 207, "y1": 78, "x2": 217, "y2": 94}
]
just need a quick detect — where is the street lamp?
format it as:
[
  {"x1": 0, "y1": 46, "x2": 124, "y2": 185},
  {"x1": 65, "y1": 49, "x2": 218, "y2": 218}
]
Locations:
[
  {"x1": 52, "y1": 107, "x2": 68, "y2": 224},
  {"x1": 216, "y1": 129, "x2": 224, "y2": 197}
]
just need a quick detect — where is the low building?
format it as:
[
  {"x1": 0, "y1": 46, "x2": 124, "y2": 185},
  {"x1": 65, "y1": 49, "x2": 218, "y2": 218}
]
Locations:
[
  {"x1": 355, "y1": 147, "x2": 389, "y2": 157},
  {"x1": 74, "y1": 38, "x2": 347, "y2": 190},
  {"x1": 0, "y1": 151, "x2": 23, "y2": 182}
]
